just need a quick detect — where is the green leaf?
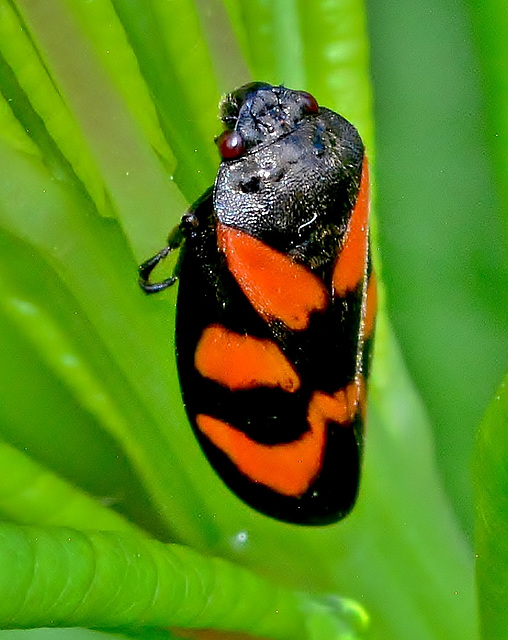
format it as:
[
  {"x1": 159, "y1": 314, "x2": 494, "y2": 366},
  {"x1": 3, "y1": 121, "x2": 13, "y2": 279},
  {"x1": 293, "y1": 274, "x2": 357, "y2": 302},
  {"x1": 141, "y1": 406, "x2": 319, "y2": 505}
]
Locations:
[
  {"x1": 0, "y1": 525, "x2": 368, "y2": 640},
  {"x1": 0, "y1": 0, "x2": 106, "y2": 214},
  {"x1": 474, "y1": 372, "x2": 508, "y2": 639},
  {"x1": 0, "y1": 439, "x2": 142, "y2": 534}
]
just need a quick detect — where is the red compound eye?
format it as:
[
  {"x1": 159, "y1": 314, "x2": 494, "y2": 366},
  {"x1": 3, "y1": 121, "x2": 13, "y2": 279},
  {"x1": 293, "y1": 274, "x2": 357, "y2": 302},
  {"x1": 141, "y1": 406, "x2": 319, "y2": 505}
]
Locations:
[
  {"x1": 300, "y1": 91, "x2": 319, "y2": 115},
  {"x1": 217, "y1": 130, "x2": 246, "y2": 159}
]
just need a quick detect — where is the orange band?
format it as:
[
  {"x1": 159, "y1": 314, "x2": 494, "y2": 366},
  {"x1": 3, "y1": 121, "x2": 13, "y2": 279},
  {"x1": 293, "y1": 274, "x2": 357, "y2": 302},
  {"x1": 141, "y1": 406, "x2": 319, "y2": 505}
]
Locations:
[
  {"x1": 332, "y1": 159, "x2": 370, "y2": 296},
  {"x1": 218, "y1": 224, "x2": 328, "y2": 330},
  {"x1": 195, "y1": 324, "x2": 300, "y2": 392}
]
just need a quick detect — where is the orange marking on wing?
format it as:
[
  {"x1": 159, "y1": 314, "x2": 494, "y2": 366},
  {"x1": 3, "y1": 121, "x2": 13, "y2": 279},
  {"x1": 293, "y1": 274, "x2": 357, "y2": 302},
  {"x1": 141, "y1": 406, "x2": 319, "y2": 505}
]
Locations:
[
  {"x1": 195, "y1": 324, "x2": 300, "y2": 392},
  {"x1": 307, "y1": 380, "x2": 362, "y2": 436},
  {"x1": 196, "y1": 413, "x2": 326, "y2": 497},
  {"x1": 196, "y1": 380, "x2": 365, "y2": 496},
  {"x1": 364, "y1": 272, "x2": 377, "y2": 339},
  {"x1": 218, "y1": 224, "x2": 328, "y2": 330},
  {"x1": 332, "y1": 158, "x2": 370, "y2": 296}
]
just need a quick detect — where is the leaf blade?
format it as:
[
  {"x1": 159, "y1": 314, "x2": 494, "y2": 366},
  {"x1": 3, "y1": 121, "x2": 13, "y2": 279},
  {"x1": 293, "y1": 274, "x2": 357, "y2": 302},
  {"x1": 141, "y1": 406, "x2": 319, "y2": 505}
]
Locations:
[{"x1": 474, "y1": 372, "x2": 508, "y2": 640}]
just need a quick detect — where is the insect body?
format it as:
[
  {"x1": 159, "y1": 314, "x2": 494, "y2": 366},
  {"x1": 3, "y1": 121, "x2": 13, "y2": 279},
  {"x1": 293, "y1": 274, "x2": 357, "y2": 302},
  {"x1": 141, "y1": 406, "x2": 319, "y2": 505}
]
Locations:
[{"x1": 140, "y1": 83, "x2": 376, "y2": 525}]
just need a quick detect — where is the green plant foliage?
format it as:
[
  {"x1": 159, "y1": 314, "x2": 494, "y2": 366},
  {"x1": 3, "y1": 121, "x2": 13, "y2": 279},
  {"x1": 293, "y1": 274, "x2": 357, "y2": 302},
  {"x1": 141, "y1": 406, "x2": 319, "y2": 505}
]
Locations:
[
  {"x1": 0, "y1": 525, "x2": 368, "y2": 639},
  {"x1": 367, "y1": 0, "x2": 508, "y2": 535},
  {"x1": 0, "y1": 0, "x2": 505, "y2": 639},
  {"x1": 474, "y1": 373, "x2": 508, "y2": 639}
]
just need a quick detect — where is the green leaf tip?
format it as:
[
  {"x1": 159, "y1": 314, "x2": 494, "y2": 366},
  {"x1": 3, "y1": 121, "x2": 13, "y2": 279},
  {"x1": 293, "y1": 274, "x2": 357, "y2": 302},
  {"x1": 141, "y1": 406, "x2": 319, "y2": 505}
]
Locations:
[{"x1": 302, "y1": 594, "x2": 369, "y2": 640}]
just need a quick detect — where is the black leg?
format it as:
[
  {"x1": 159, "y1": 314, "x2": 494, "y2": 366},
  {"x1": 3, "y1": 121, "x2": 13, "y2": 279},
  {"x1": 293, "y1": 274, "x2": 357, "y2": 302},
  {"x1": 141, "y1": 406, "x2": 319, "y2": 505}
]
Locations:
[{"x1": 138, "y1": 246, "x2": 177, "y2": 293}]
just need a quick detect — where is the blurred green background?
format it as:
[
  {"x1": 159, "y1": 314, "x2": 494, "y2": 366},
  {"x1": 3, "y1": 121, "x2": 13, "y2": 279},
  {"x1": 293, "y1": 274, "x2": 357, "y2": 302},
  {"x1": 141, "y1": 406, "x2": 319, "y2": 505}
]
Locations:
[{"x1": 367, "y1": 0, "x2": 507, "y2": 535}]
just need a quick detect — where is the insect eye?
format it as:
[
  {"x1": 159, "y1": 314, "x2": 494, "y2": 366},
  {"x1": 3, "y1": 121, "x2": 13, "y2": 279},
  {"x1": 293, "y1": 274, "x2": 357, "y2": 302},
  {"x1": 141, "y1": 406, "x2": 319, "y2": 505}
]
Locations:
[
  {"x1": 300, "y1": 91, "x2": 319, "y2": 115},
  {"x1": 216, "y1": 130, "x2": 246, "y2": 160}
]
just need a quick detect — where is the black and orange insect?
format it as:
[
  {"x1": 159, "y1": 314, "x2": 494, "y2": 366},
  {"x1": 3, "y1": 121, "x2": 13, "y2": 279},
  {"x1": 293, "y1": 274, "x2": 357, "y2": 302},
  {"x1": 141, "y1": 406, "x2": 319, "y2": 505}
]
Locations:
[{"x1": 139, "y1": 83, "x2": 376, "y2": 525}]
